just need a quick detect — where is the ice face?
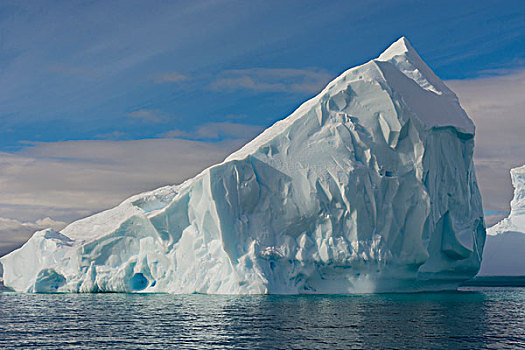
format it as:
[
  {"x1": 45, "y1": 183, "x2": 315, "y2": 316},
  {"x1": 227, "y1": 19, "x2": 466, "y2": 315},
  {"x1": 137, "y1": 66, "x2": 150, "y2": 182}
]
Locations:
[
  {"x1": 0, "y1": 37, "x2": 485, "y2": 294},
  {"x1": 479, "y1": 165, "x2": 525, "y2": 276}
]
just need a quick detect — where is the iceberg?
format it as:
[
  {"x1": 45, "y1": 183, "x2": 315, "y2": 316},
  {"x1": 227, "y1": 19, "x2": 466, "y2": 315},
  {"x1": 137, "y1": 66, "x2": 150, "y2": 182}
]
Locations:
[
  {"x1": 0, "y1": 37, "x2": 485, "y2": 294},
  {"x1": 479, "y1": 165, "x2": 525, "y2": 276}
]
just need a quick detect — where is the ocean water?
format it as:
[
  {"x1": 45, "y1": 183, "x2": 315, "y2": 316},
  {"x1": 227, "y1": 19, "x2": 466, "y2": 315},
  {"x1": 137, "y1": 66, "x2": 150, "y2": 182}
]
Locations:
[{"x1": 0, "y1": 288, "x2": 523, "y2": 349}]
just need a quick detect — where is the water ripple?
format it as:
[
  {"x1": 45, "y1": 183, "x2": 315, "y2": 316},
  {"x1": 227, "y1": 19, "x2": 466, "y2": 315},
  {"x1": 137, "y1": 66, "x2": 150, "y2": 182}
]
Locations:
[{"x1": 0, "y1": 288, "x2": 524, "y2": 349}]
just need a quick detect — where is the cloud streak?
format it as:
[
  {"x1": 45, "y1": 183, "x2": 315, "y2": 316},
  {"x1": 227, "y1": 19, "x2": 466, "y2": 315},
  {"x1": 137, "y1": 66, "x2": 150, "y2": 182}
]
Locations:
[
  {"x1": 209, "y1": 68, "x2": 332, "y2": 94},
  {"x1": 127, "y1": 109, "x2": 171, "y2": 123},
  {"x1": 151, "y1": 72, "x2": 189, "y2": 83},
  {"x1": 161, "y1": 122, "x2": 263, "y2": 140}
]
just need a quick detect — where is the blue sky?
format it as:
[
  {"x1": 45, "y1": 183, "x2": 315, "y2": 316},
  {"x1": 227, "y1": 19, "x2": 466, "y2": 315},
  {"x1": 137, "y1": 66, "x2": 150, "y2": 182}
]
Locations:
[
  {"x1": 0, "y1": 0, "x2": 523, "y2": 149},
  {"x1": 0, "y1": 0, "x2": 524, "y2": 254}
]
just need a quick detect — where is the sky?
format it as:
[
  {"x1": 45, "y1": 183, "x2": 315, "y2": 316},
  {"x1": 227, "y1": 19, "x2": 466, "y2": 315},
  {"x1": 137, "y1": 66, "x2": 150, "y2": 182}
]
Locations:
[{"x1": 0, "y1": 0, "x2": 524, "y2": 256}]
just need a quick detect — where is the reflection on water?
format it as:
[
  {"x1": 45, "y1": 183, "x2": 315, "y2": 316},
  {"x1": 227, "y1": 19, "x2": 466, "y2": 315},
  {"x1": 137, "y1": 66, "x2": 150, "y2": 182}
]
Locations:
[{"x1": 0, "y1": 288, "x2": 524, "y2": 349}]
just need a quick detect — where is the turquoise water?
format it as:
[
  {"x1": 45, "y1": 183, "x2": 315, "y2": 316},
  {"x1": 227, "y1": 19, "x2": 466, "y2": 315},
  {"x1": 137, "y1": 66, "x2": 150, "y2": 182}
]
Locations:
[{"x1": 1, "y1": 288, "x2": 524, "y2": 349}]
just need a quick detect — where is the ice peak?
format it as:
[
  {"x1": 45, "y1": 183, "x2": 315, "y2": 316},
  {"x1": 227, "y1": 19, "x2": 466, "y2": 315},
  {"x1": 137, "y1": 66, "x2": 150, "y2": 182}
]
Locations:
[
  {"x1": 376, "y1": 36, "x2": 454, "y2": 97},
  {"x1": 377, "y1": 36, "x2": 414, "y2": 61},
  {"x1": 226, "y1": 37, "x2": 475, "y2": 162}
]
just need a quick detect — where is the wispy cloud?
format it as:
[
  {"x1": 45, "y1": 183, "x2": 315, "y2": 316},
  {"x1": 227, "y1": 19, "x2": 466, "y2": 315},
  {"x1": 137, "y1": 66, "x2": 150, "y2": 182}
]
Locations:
[
  {"x1": 47, "y1": 64, "x2": 103, "y2": 80},
  {"x1": 209, "y1": 68, "x2": 332, "y2": 94},
  {"x1": 161, "y1": 122, "x2": 263, "y2": 140},
  {"x1": 151, "y1": 72, "x2": 189, "y2": 83},
  {"x1": 127, "y1": 109, "x2": 171, "y2": 123},
  {"x1": 467, "y1": 62, "x2": 525, "y2": 78},
  {"x1": 225, "y1": 114, "x2": 248, "y2": 120},
  {"x1": 95, "y1": 131, "x2": 127, "y2": 140}
]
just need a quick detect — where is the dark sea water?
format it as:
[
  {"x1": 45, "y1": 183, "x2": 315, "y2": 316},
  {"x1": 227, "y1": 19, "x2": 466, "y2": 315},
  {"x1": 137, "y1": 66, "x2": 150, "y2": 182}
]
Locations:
[{"x1": 1, "y1": 288, "x2": 524, "y2": 349}]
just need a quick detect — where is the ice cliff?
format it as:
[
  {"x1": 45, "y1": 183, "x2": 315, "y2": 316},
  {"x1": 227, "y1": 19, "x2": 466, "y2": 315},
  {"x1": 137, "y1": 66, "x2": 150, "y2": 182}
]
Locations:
[
  {"x1": 479, "y1": 165, "x2": 525, "y2": 276},
  {"x1": 0, "y1": 37, "x2": 486, "y2": 294}
]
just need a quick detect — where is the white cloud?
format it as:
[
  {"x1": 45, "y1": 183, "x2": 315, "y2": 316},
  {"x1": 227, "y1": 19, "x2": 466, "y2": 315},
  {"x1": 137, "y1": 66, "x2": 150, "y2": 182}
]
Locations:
[
  {"x1": 225, "y1": 114, "x2": 248, "y2": 120},
  {"x1": 209, "y1": 68, "x2": 332, "y2": 94},
  {"x1": 47, "y1": 64, "x2": 103, "y2": 80},
  {"x1": 127, "y1": 109, "x2": 171, "y2": 123},
  {"x1": 95, "y1": 131, "x2": 127, "y2": 140},
  {"x1": 446, "y1": 69, "x2": 525, "y2": 215},
  {"x1": 151, "y1": 72, "x2": 189, "y2": 83},
  {"x1": 161, "y1": 122, "x2": 263, "y2": 140}
]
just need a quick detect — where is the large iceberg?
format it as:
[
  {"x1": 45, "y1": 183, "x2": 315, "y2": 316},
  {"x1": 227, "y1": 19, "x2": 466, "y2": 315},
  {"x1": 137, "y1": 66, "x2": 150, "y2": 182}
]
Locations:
[
  {"x1": 479, "y1": 165, "x2": 525, "y2": 276},
  {"x1": 0, "y1": 37, "x2": 485, "y2": 294}
]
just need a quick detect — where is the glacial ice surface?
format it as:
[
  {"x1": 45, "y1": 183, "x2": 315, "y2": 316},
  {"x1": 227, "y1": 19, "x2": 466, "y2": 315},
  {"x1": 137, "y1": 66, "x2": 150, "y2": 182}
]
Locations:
[
  {"x1": 479, "y1": 165, "x2": 525, "y2": 276},
  {"x1": 0, "y1": 37, "x2": 485, "y2": 294}
]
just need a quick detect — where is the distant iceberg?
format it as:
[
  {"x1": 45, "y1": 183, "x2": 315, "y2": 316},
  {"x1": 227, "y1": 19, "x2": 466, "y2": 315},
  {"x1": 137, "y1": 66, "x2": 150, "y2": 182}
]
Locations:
[
  {"x1": 479, "y1": 165, "x2": 525, "y2": 276},
  {"x1": 0, "y1": 37, "x2": 485, "y2": 294}
]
